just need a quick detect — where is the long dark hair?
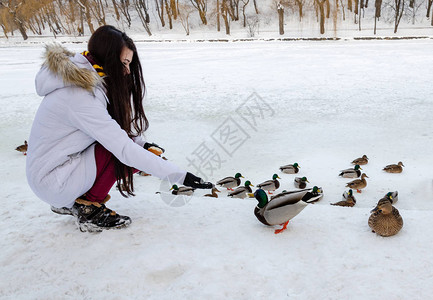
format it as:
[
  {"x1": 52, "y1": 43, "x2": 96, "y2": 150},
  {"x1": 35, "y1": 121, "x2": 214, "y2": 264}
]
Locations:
[{"x1": 88, "y1": 25, "x2": 148, "y2": 197}]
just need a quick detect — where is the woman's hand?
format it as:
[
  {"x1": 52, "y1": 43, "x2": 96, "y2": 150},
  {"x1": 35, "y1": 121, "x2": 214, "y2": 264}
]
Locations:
[{"x1": 183, "y1": 172, "x2": 214, "y2": 189}]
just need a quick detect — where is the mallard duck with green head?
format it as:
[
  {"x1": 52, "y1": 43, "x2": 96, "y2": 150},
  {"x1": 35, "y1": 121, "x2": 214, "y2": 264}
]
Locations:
[
  {"x1": 383, "y1": 162, "x2": 404, "y2": 173},
  {"x1": 368, "y1": 198, "x2": 403, "y2": 237},
  {"x1": 352, "y1": 155, "x2": 369, "y2": 165},
  {"x1": 170, "y1": 184, "x2": 195, "y2": 196},
  {"x1": 254, "y1": 187, "x2": 323, "y2": 234},
  {"x1": 345, "y1": 173, "x2": 368, "y2": 193},
  {"x1": 257, "y1": 174, "x2": 281, "y2": 194},
  {"x1": 294, "y1": 176, "x2": 309, "y2": 189},
  {"x1": 279, "y1": 163, "x2": 300, "y2": 174},
  {"x1": 383, "y1": 191, "x2": 398, "y2": 204},
  {"x1": 301, "y1": 186, "x2": 324, "y2": 203},
  {"x1": 216, "y1": 173, "x2": 244, "y2": 191},
  {"x1": 339, "y1": 165, "x2": 362, "y2": 178},
  {"x1": 228, "y1": 180, "x2": 254, "y2": 199},
  {"x1": 331, "y1": 190, "x2": 356, "y2": 207}
]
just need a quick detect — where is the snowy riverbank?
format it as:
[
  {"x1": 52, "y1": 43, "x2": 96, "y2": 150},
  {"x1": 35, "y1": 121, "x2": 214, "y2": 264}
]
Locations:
[{"x1": 1, "y1": 40, "x2": 433, "y2": 299}]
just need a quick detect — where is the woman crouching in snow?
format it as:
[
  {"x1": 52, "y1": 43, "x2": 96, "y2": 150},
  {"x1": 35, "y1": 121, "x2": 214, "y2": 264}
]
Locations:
[{"x1": 26, "y1": 25, "x2": 212, "y2": 232}]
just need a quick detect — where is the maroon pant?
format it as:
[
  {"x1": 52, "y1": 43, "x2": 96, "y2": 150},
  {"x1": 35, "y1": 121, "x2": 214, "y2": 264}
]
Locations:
[{"x1": 86, "y1": 144, "x2": 137, "y2": 203}]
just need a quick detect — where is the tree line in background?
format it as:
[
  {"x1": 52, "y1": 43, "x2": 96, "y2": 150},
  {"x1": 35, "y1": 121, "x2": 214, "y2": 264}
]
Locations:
[{"x1": 0, "y1": 0, "x2": 432, "y2": 40}]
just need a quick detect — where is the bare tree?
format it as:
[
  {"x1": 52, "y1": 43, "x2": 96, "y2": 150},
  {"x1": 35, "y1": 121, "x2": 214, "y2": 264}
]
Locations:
[
  {"x1": 216, "y1": 0, "x2": 220, "y2": 31},
  {"x1": 0, "y1": 22, "x2": 7, "y2": 37},
  {"x1": 246, "y1": 15, "x2": 259, "y2": 36},
  {"x1": 111, "y1": 0, "x2": 120, "y2": 20},
  {"x1": 0, "y1": 0, "x2": 28, "y2": 39},
  {"x1": 225, "y1": 0, "x2": 235, "y2": 20},
  {"x1": 43, "y1": 3, "x2": 63, "y2": 37},
  {"x1": 326, "y1": 0, "x2": 330, "y2": 17},
  {"x1": 316, "y1": 0, "x2": 326, "y2": 33},
  {"x1": 354, "y1": 0, "x2": 358, "y2": 21},
  {"x1": 277, "y1": 1, "x2": 284, "y2": 35},
  {"x1": 391, "y1": 0, "x2": 405, "y2": 32},
  {"x1": 427, "y1": 0, "x2": 432, "y2": 20},
  {"x1": 155, "y1": 0, "x2": 165, "y2": 27},
  {"x1": 134, "y1": 0, "x2": 151, "y2": 35},
  {"x1": 89, "y1": 0, "x2": 106, "y2": 26},
  {"x1": 55, "y1": 0, "x2": 76, "y2": 34},
  {"x1": 230, "y1": 0, "x2": 240, "y2": 20},
  {"x1": 332, "y1": 0, "x2": 338, "y2": 33},
  {"x1": 430, "y1": 0, "x2": 433, "y2": 25},
  {"x1": 241, "y1": 0, "x2": 249, "y2": 27},
  {"x1": 190, "y1": 0, "x2": 207, "y2": 24},
  {"x1": 221, "y1": 0, "x2": 230, "y2": 34},
  {"x1": 359, "y1": 0, "x2": 364, "y2": 30},
  {"x1": 374, "y1": 0, "x2": 382, "y2": 33},
  {"x1": 164, "y1": 0, "x2": 173, "y2": 29},
  {"x1": 294, "y1": 0, "x2": 306, "y2": 21},
  {"x1": 170, "y1": 0, "x2": 177, "y2": 19},
  {"x1": 408, "y1": 0, "x2": 423, "y2": 24},
  {"x1": 253, "y1": 0, "x2": 258, "y2": 13},
  {"x1": 178, "y1": 2, "x2": 194, "y2": 34},
  {"x1": 340, "y1": 0, "x2": 346, "y2": 20},
  {"x1": 77, "y1": 0, "x2": 95, "y2": 33}
]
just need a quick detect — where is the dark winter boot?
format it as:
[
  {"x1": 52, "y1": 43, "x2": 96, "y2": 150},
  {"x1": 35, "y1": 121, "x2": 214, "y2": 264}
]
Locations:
[
  {"x1": 73, "y1": 195, "x2": 131, "y2": 232},
  {"x1": 51, "y1": 194, "x2": 86, "y2": 216},
  {"x1": 51, "y1": 206, "x2": 74, "y2": 216}
]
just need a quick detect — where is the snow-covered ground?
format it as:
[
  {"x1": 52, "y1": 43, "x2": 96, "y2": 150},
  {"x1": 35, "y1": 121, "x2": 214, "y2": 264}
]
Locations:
[{"x1": 1, "y1": 39, "x2": 433, "y2": 299}]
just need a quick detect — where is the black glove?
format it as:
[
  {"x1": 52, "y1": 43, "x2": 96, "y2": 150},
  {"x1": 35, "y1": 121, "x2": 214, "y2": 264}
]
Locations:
[
  {"x1": 183, "y1": 172, "x2": 214, "y2": 189},
  {"x1": 143, "y1": 142, "x2": 165, "y2": 156}
]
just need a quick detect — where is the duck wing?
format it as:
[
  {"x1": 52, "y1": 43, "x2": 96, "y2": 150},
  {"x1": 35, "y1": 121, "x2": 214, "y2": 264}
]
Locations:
[
  {"x1": 279, "y1": 165, "x2": 297, "y2": 174},
  {"x1": 178, "y1": 187, "x2": 195, "y2": 195},
  {"x1": 331, "y1": 200, "x2": 353, "y2": 207},
  {"x1": 263, "y1": 194, "x2": 309, "y2": 225},
  {"x1": 340, "y1": 169, "x2": 361, "y2": 178},
  {"x1": 267, "y1": 191, "x2": 309, "y2": 210},
  {"x1": 346, "y1": 179, "x2": 362, "y2": 188},
  {"x1": 270, "y1": 189, "x2": 310, "y2": 200},
  {"x1": 257, "y1": 180, "x2": 274, "y2": 189},
  {"x1": 302, "y1": 192, "x2": 323, "y2": 203},
  {"x1": 217, "y1": 177, "x2": 235, "y2": 185},
  {"x1": 228, "y1": 186, "x2": 247, "y2": 198}
]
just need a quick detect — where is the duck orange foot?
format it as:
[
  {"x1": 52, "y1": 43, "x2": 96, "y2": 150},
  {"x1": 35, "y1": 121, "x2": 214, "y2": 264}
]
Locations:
[
  {"x1": 356, "y1": 189, "x2": 362, "y2": 193},
  {"x1": 274, "y1": 221, "x2": 289, "y2": 234}
]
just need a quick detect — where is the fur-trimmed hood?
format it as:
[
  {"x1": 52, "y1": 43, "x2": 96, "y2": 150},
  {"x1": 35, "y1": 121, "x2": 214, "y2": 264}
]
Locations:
[{"x1": 35, "y1": 44, "x2": 102, "y2": 96}]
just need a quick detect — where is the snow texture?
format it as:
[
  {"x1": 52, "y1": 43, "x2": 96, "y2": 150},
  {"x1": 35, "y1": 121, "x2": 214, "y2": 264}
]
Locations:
[{"x1": 1, "y1": 39, "x2": 433, "y2": 299}]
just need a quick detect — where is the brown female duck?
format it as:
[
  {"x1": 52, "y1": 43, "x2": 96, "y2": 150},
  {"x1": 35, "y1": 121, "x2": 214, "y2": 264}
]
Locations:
[
  {"x1": 331, "y1": 189, "x2": 356, "y2": 207},
  {"x1": 352, "y1": 155, "x2": 368, "y2": 165},
  {"x1": 383, "y1": 162, "x2": 404, "y2": 173},
  {"x1": 368, "y1": 198, "x2": 403, "y2": 237},
  {"x1": 345, "y1": 173, "x2": 368, "y2": 193}
]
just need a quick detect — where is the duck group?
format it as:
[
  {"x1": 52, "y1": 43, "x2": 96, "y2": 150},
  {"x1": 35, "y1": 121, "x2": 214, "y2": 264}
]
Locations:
[
  {"x1": 334, "y1": 154, "x2": 404, "y2": 236},
  {"x1": 148, "y1": 150, "x2": 404, "y2": 237},
  {"x1": 208, "y1": 162, "x2": 324, "y2": 233}
]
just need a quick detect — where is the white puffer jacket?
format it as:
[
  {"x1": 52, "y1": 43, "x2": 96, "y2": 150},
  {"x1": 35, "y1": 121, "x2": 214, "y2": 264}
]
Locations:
[{"x1": 26, "y1": 44, "x2": 186, "y2": 208}]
